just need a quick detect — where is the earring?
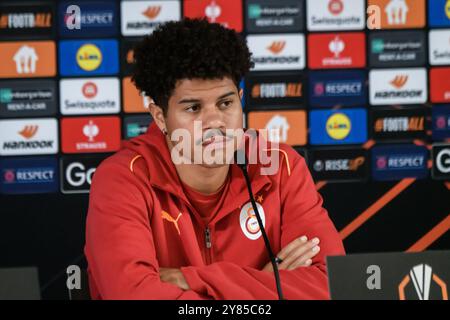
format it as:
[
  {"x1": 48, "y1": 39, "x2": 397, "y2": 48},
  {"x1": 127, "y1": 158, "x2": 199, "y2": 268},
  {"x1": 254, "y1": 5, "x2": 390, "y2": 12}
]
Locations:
[{"x1": 162, "y1": 128, "x2": 168, "y2": 135}]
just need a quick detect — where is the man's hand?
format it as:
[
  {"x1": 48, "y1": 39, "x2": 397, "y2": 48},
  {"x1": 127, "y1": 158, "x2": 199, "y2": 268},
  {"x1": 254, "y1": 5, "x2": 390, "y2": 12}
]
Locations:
[
  {"x1": 159, "y1": 268, "x2": 190, "y2": 290},
  {"x1": 262, "y1": 236, "x2": 320, "y2": 272}
]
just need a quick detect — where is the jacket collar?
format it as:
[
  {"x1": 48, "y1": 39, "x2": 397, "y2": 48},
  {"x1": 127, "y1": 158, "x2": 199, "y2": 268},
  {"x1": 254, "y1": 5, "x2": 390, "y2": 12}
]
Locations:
[{"x1": 123, "y1": 122, "x2": 273, "y2": 222}]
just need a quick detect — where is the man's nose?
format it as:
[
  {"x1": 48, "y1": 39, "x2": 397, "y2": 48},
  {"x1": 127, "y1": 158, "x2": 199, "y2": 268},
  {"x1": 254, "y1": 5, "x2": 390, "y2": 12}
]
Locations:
[{"x1": 201, "y1": 104, "x2": 226, "y2": 129}]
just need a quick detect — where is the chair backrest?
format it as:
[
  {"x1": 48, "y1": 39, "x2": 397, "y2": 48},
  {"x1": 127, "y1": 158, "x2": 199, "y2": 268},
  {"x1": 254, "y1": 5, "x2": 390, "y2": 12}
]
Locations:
[{"x1": 0, "y1": 267, "x2": 41, "y2": 300}]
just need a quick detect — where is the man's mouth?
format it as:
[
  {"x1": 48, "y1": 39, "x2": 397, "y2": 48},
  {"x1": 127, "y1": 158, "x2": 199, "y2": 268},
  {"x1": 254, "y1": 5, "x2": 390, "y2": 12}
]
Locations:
[{"x1": 202, "y1": 135, "x2": 231, "y2": 147}]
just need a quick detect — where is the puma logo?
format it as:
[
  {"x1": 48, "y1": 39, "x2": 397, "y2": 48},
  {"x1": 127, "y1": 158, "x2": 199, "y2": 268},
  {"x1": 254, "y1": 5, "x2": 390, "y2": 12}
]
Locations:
[{"x1": 161, "y1": 210, "x2": 182, "y2": 235}]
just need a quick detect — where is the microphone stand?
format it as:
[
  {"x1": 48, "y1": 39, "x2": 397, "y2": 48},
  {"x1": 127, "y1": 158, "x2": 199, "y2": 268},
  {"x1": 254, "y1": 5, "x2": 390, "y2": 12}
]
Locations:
[{"x1": 235, "y1": 150, "x2": 284, "y2": 300}]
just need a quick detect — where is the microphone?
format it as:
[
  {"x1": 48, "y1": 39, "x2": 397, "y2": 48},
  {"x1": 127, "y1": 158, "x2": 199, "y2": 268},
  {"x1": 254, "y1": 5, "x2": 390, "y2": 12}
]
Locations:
[{"x1": 234, "y1": 149, "x2": 284, "y2": 300}]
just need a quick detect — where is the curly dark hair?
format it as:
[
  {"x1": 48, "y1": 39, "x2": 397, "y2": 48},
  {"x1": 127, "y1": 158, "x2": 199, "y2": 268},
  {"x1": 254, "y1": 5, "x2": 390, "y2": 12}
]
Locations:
[{"x1": 131, "y1": 18, "x2": 253, "y2": 115}]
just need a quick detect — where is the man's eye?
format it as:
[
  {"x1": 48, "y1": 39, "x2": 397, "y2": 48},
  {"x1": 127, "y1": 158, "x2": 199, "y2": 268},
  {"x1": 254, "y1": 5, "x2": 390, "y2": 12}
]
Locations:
[
  {"x1": 219, "y1": 100, "x2": 233, "y2": 108},
  {"x1": 186, "y1": 105, "x2": 200, "y2": 112}
]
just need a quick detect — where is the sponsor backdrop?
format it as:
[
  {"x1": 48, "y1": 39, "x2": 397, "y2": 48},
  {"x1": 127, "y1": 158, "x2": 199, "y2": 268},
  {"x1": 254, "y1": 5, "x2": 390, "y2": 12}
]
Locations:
[{"x1": 0, "y1": 0, "x2": 449, "y2": 298}]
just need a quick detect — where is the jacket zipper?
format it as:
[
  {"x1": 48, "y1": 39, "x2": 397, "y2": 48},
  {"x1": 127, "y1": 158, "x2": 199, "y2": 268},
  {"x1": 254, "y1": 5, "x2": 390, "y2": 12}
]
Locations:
[
  {"x1": 174, "y1": 197, "x2": 214, "y2": 265},
  {"x1": 204, "y1": 227, "x2": 212, "y2": 264}
]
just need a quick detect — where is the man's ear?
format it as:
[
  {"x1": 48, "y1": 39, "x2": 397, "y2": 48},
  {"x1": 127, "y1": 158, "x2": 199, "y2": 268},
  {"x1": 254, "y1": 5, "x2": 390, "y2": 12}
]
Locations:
[
  {"x1": 148, "y1": 102, "x2": 166, "y2": 132},
  {"x1": 239, "y1": 88, "x2": 243, "y2": 100}
]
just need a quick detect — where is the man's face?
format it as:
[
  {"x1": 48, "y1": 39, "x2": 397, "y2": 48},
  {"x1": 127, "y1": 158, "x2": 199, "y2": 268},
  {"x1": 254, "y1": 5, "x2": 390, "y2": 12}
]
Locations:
[{"x1": 163, "y1": 77, "x2": 244, "y2": 168}]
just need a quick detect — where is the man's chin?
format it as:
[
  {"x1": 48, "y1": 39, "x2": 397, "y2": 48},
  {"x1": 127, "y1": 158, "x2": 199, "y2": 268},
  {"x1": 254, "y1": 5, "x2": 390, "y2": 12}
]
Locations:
[{"x1": 198, "y1": 162, "x2": 229, "y2": 169}]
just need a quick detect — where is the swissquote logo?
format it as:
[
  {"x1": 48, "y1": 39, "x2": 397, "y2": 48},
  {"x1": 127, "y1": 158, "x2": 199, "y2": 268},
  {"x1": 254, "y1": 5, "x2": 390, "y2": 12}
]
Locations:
[
  {"x1": 398, "y1": 264, "x2": 448, "y2": 300},
  {"x1": 369, "y1": 68, "x2": 427, "y2": 105},
  {"x1": 60, "y1": 78, "x2": 120, "y2": 115},
  {"x1": 307, "y1": 0, "x2": 365, "y2": 31},
  {"x1": 429, "y1": 29, "x2": 450, "y2": 65},
  {"x1": 0, "y1": 118, "x2": 58, "y2": 155}
]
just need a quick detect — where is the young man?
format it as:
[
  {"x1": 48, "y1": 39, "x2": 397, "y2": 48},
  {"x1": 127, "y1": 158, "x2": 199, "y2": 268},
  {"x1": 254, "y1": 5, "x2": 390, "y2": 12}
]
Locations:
[{"x1": 85, "y1": 18, "x2": 345, "y2": 300}]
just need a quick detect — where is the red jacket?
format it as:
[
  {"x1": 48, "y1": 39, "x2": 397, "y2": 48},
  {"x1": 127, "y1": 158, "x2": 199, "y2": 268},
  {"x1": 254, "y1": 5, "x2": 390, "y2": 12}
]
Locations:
[{"x1": 84, "y1": 122, "x2": 345, "y2": 300}]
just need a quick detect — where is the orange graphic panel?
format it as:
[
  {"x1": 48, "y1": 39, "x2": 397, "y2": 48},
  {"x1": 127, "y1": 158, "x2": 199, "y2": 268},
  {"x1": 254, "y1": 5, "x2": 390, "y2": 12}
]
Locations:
[
  {"x1": 122, "y1": 77, "x2": 149, "y2": 113},
  {"x1": 0, "y1": 41, "x2": 56, "y2": 78},
  {"x1": 247, "y1": 110, "x2": 307, "y2": 146},
  {"x1": 368, "y1": 0, "x2": 425, "y2": 29}
]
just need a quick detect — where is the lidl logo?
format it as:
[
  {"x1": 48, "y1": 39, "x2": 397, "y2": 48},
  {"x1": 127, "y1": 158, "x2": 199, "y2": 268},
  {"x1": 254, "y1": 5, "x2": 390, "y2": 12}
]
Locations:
[
  {"x1": 76, "y1": 44, "x2": 102, "y2": 71},
  {"x1": 448, "y1": 0, "x2": 450, "y2": 18},
  {"x1": 59, "y1": 39, "x2": 118, "y2": 76},
  {"x1": 326, "y1": 113, "x2": 351, "y2": 140},
  {"x1": 310, "y1": 108, "x2": 367, "y2": 145}
]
